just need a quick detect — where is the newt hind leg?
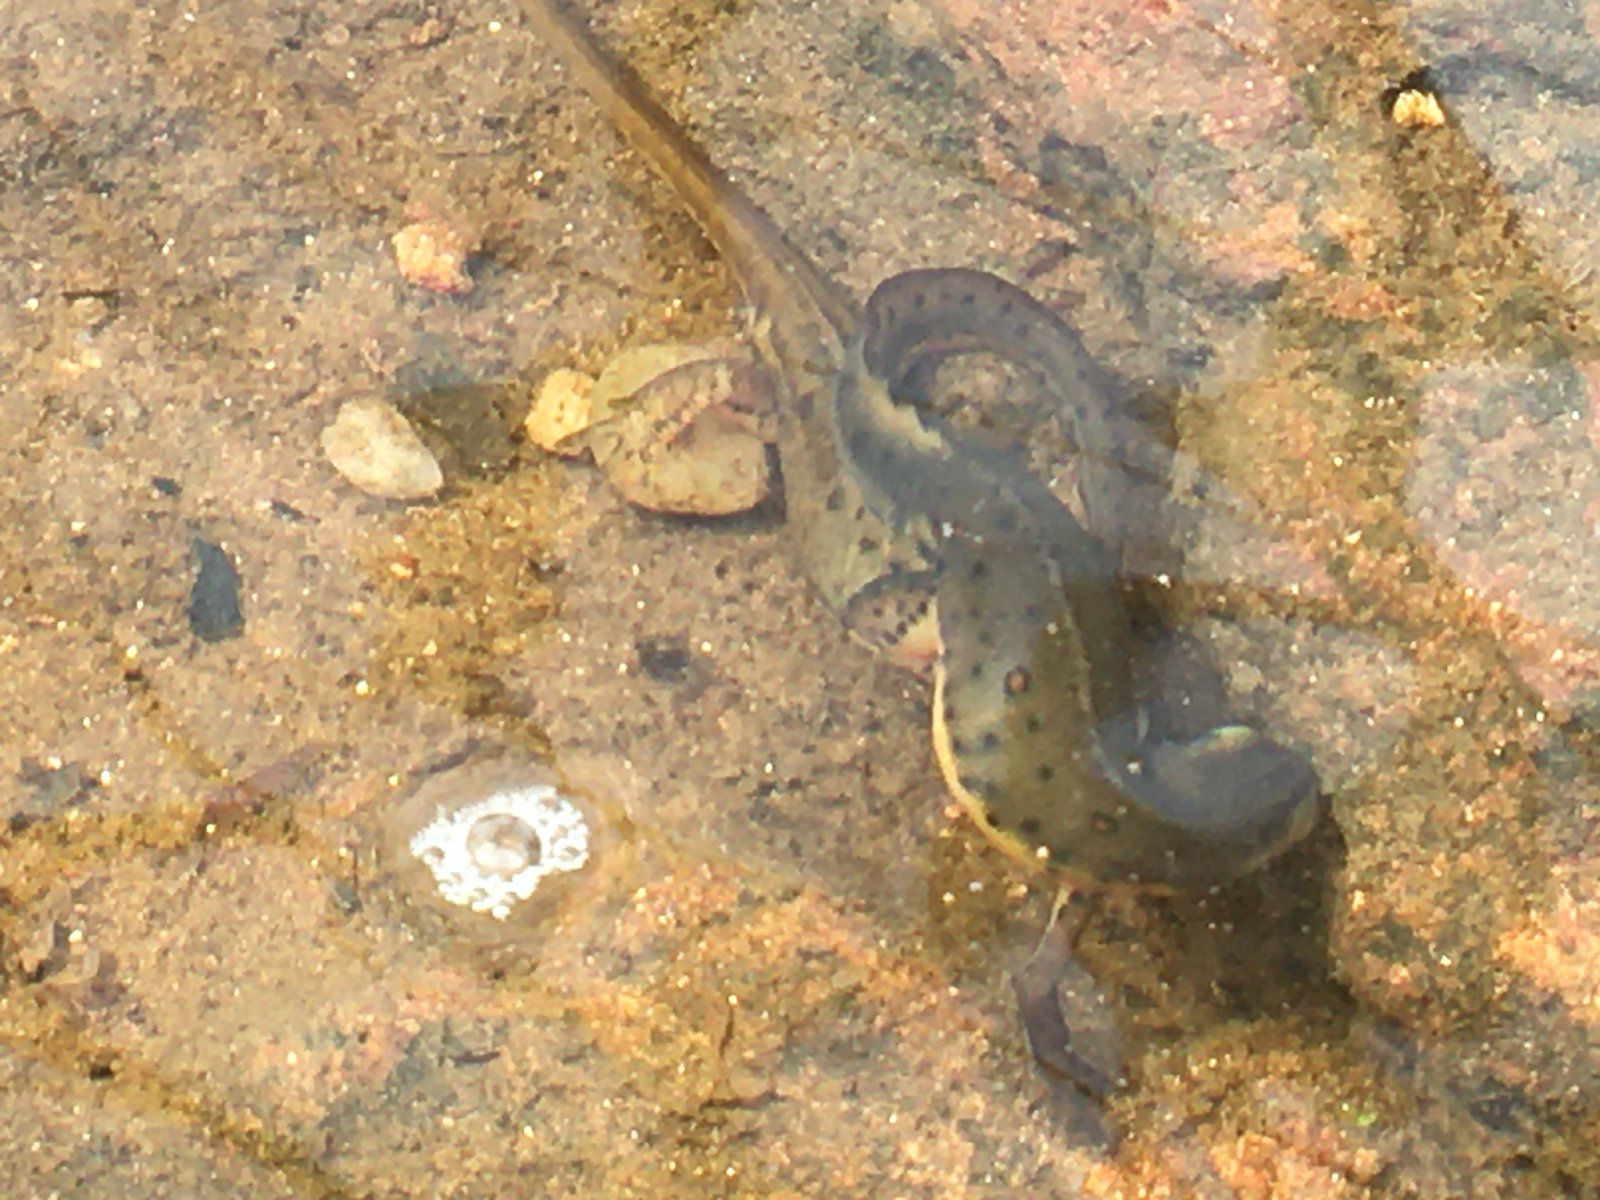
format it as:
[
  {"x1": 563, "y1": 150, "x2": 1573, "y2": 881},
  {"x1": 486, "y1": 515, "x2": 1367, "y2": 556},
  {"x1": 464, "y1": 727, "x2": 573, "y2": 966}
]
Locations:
[{"x1": 1012, "y1": 888, "x2": 1125, "y2": 1101}]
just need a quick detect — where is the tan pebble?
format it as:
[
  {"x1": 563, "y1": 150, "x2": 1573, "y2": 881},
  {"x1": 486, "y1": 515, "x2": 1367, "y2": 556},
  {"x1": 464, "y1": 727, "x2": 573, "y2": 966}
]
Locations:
[
  {"x1": 1391, "y1": 90, "x2": 1446, "y2": 128},
  {"x1": 321, "y1": 398, "x2": 443, "y2": 500},
  {"x1": 525, "y1": 367, "x2": 601, "y2": 455},
  {"x1": 392, "y1": 217, "x2": 476, "y2": 294},
  {"x1": 407, "y1": 17, "x2": 450, "y2": 47}
]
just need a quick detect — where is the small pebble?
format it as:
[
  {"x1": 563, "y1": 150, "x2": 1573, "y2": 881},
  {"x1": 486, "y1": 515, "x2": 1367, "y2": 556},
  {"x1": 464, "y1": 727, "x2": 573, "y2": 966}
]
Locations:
[
  {"x1": 1391, "y1": 89, "x2": 1446, "y2": 128},
  {"x1": 188, "y1": 537, "x2": 245, "y2": 642},
  {"x1": 392, "y1": 215, "x2": 476, "y2": 294},
  {"x1": 321, "y1": 398, "x2": 443, "y2": 500},
  {"x1": 525, "y1": 367, "x2": 601, "y2": 455},
  {"x1": 407, "y1": 16, "x2": 451, "y2": 47}
]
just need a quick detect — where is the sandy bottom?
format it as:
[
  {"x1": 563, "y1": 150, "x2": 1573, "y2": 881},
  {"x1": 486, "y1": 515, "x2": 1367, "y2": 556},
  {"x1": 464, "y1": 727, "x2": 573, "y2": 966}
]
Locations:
[{"x1": 2, "y1": 0, "x2": 1598, "y2": 1196}]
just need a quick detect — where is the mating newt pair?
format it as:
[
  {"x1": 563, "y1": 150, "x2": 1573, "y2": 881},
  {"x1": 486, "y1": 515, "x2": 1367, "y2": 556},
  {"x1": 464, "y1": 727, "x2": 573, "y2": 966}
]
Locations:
[{"x1": 523, "y1": 0, "x2": 1321, "y2": 1074}]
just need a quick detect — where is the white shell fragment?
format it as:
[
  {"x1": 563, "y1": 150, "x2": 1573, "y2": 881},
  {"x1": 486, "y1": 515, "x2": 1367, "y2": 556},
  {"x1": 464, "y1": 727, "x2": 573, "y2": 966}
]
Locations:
[
  {"x1": 407, "y1": 783, "x2": 591, "y2": 920},
  {"x1": 321, "y1": 398, "x2": 444, "y2": 500}
]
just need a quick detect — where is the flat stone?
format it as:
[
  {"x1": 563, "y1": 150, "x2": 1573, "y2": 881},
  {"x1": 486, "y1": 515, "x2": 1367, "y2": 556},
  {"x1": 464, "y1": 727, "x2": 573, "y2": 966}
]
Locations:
[{"x1": 321, "y1": 398, "x2": 443, "y2": 500}]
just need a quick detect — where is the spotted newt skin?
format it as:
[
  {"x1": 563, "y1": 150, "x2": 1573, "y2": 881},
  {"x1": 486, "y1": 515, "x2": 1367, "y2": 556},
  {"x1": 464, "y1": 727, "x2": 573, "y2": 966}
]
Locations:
[{"x1": 524, "y1": 0, "x2": 1320, "y2": 889}]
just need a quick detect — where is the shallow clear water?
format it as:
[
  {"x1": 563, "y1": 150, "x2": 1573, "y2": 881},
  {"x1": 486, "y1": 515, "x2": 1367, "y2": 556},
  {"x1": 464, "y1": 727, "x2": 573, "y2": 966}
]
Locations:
[{"x1": 2, "y1": 1, "x2": 1597, "y2": 1196}]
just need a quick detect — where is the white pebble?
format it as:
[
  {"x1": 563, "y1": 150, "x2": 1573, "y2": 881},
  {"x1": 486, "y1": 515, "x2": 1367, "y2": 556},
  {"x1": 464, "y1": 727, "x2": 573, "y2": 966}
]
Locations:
[{"x1": 321, "y1": 398, "x2": 443, "y2": 500}]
